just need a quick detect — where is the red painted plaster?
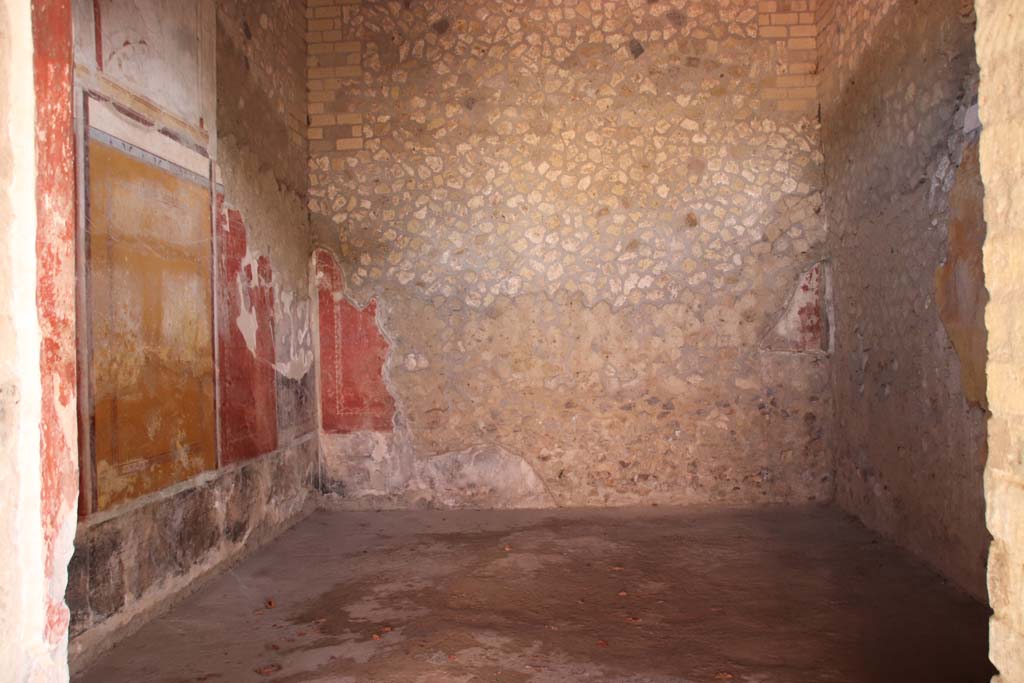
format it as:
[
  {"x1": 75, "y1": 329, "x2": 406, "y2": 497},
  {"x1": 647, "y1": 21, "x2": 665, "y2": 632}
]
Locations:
[
  {"x1": 32, "y1": 0, "x2": 79, "y2": 644},
  {"x1": 216, "y1": 197, "x2": 278, "y2": 464},
  {"x1": 315, "y1": 250, "x2": 394, "y2": 433},
  {"x1": 795, "y1": 263, "x2": 827, "y2": 352},
  {"x1": 92, "y1": 0, "x2": 103, "y2": 70}
]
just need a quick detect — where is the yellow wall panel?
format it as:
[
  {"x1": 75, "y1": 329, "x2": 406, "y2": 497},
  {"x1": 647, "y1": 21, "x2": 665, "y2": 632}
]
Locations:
[{"x1": 86, "y1": 137, "x2": 215, "y2": 511}]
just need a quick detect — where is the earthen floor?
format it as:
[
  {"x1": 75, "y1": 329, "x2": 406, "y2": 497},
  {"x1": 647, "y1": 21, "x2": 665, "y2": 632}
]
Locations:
[{"x1": 75, "y1": 505, "x2": 994, "y2": 683}]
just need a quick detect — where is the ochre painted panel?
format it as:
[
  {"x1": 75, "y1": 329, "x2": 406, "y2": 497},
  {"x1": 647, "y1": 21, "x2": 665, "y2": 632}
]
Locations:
[
  {"x1": 935, "y1": 142, "x2": 988, "y2": 409},
  {"x1": 87, "y1": 138, "x2": 216, "y2": 510}
]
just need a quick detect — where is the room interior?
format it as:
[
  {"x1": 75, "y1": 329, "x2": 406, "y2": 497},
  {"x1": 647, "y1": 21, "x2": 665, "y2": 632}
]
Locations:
[{"x1": 1, "y1": 0, "x2": 1023, "y2": 681}]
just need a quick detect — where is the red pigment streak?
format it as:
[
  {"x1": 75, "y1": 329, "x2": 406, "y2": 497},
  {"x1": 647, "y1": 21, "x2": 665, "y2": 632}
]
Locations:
[
  {"x1": 33, "y1": 0, "x2": 78, "y2": 644},
  {"x1": 217, "y1": 198, "x2": 278, "y2": 463},
  {"x1": 92, "y1": 0, "x2": 103, "y2": 69},
  {"x1": 316, "y1": 250, "x2": 394, "y2": 433}
]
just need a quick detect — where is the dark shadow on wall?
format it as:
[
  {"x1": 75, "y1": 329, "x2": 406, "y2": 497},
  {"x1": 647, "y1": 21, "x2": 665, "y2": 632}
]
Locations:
[{"x1": 822, "y1": 0, "x2": 990, "y2": 604}]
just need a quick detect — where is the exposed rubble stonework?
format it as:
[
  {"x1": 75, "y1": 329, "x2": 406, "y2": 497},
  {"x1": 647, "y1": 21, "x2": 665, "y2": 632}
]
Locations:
[
  {"x1": 8, "y1": 0, "x2": 1024, "y2": 677},
  {"x1": 308, "y1": 0, "x2": 834, "y2": 508},
  {"x1": 819, "y1": 0, "x2": 990, "y2": 600}
]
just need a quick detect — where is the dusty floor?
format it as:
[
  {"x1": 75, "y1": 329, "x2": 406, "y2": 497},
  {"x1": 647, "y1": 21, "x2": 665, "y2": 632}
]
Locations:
[{"x1": 75, "y1": 505, "x2": 994, "y2": 683}]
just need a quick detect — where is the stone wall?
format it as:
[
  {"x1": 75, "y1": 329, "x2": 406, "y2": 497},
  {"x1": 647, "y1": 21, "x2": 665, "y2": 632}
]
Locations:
[
  {"x1": 977, "y1": 0, "x2": 1024, "y2": 678},
  {"x1": 307, "y1": 0, "x2": 834, "y2": 508},
  {"x1": 68, "y1": 0, "x2": 317, "y2": 670},
  {"x1": 216, "y1": 0, "x2": 316, "y2": 450},
  {"x1": 818, "y1": 0, "x2": 989, "y2": 599}
]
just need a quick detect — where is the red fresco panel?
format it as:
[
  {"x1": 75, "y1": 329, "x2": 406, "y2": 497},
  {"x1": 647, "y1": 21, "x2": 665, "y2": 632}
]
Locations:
[
  {"x1": 33, "y1": 0, "x2": 79, "y2": 643},
  {"x1": 216, "y1": 197, "x2": 278, "y2": 463},
  {"x1": 316, "y1": 250, "x2": 394, "y2": 433}
]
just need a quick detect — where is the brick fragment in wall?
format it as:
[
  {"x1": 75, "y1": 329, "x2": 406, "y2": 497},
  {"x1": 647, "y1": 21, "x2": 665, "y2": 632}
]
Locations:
[
  {"x1": 315, "y1": 250, "x2": 395, "y2": 433},
  {"x1": 816, "y1": 0, "x2": 899, "y2": 110},
  {"x1": 758, "y1": 0, "x2": 819, "y2": 111}
]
